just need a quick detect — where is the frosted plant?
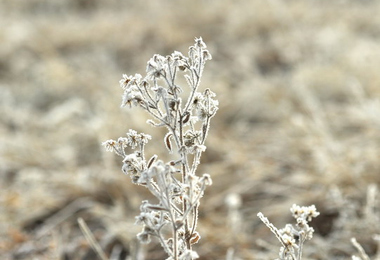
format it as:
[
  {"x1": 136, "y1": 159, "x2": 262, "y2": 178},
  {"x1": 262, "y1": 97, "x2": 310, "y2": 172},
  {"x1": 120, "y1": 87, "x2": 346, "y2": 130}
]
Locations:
[
  {"x1": 257, "y1": 204, "x2": 320, "y2": 260},
  {"x1": 103, "y1": 38, "x2": 217, "y2": 260}
]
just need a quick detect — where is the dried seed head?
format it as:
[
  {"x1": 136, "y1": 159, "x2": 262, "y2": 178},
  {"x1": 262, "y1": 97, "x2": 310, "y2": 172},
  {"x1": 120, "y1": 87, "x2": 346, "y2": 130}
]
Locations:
[
  {"x1": 121, "y1": 85, "x2": 144, "y2": 108},
  {"x1": 146, "y1": 55, "x2": 166, "y2": 79},
  {"x1": 168, "y1": 99, "x2": 178, "y2": 111},
  {"x1": 119, "y1": 74, "x2": 133, "y2": 89},
  {"x1": 192, "y1": 92, "x2": 204, "y2": 108},
  {"x1": 200, "y1": 174, "x2": 212, "y2": 186},
  {"x1": 281, "y1": 233, "x2": 297, "y2": 247},
  {"x1": 190, "y1": 231, "x2": 201, "y2": 245},
  {"x1": 194, "y1": 37, "x2": 206, "y2": 49},
  {"x1": 166, "y1": 55, "x2": 173, "y2": 62},
  {"x1": 169, "y1": 160, "x2": 176, "y2": 166},
  {"x1": 178, "y1": 64, "x2": 187, "y2": 71},
  {"x1": 202, "y1": 50, "x2": 212, "y2": 61},
  {"x1": 182, "y1": 111, "x2": 190, "y2": 124},
  {"x1": 147, "y1": 154, "x2": 157, "y2": 169},
  {"x1": 164, "y1": 133, "x2": 173, "y2": 153},
  {"x1": 102, "y1": 139, "x2": 117, "y2": 152}
]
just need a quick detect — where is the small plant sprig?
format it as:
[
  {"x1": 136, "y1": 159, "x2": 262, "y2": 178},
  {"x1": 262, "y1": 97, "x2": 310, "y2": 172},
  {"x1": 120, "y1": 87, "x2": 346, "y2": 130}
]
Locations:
[
  {"x1": 257, "y1": 204, "x2": 320, "y2": 260},
  {"x1": 103, "y1": 37, "x2": 217, "y2": 260}
]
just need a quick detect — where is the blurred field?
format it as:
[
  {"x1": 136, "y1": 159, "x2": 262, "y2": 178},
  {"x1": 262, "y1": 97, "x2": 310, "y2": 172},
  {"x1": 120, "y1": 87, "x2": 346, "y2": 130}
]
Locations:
[{"x1": 1, "y1": 0, "x2": 380, "y2": 259}]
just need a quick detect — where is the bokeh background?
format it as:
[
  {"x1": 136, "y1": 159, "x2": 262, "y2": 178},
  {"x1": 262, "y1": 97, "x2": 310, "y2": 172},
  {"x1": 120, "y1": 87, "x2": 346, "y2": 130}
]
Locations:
[{"x1": 1, "y1": 1, "x2": 380, "y2": 259}]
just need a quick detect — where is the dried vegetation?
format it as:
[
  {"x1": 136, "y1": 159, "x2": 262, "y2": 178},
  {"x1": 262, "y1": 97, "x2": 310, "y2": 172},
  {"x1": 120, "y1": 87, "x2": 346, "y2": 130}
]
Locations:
[{"x1": 1, "y1": 1, "x2": 380, "y2": 259}]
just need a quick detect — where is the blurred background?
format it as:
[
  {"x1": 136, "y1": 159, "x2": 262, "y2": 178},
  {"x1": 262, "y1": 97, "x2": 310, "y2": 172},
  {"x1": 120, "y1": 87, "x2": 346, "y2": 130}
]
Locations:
[{"x1": 1, "y1": 0, "x2": 380, "y2": 259}]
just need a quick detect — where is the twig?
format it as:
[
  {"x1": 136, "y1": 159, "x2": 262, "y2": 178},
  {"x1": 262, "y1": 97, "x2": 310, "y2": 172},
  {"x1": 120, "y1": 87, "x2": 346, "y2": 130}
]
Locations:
[{"x1": 78, "y1": 217, "x2": 108, "y2": 260}]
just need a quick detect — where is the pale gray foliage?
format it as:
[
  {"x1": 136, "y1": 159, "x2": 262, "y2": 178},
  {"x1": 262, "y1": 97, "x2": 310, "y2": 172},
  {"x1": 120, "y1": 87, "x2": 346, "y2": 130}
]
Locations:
[{"x1": 103, "y1": 38, "x2": 217, "y2": 260}]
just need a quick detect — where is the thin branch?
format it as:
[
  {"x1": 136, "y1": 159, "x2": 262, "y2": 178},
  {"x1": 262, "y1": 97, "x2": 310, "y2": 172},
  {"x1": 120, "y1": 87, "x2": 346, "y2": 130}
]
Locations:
[{"x1": 78, "y1": 218, "x2": 108, "y2": 260}]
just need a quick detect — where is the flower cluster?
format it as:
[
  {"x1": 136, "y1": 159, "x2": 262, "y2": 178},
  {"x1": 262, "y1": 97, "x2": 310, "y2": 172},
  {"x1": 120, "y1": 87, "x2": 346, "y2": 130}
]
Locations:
[
  {"x1": 103, "y1": 38, "x2": 216, "y2": 260},
  {"x1": 103, "y1": 129, "x2": 151, "y2": 155},
  {"x1": 257, "y1": 204, "x2": 320, "y2": 260},
  {"x1": 102, "y1": 130, "x2": 152, "y2": 183}
]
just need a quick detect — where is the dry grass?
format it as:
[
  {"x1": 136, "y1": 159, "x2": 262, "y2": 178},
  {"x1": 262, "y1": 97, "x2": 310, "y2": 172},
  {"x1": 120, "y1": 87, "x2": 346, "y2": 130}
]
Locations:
[{"x1": 1, "y1": 1, "x2": 380, "y2": 259}]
